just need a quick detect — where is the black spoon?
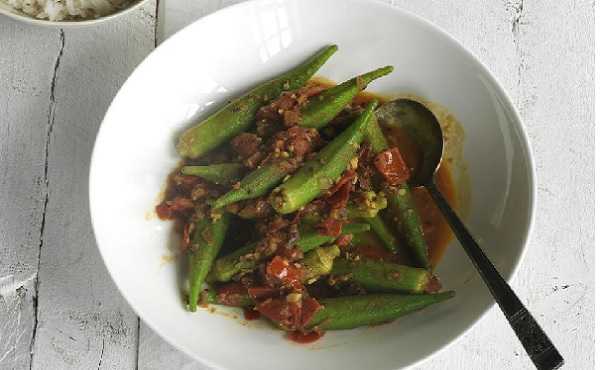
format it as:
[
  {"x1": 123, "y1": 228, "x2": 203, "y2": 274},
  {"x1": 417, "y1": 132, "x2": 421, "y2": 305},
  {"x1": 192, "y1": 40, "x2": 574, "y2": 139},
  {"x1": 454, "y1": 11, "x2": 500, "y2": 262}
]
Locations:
[{"x1": 376, "y1": 99, "x2": 563, "y2": 370}]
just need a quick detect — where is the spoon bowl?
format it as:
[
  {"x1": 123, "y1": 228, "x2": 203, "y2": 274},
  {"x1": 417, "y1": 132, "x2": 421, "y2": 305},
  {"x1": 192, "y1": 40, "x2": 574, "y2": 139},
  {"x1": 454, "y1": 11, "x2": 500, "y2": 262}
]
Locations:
[{"x1": 375, "y1": 99, "x2": 443, "y2": 187}]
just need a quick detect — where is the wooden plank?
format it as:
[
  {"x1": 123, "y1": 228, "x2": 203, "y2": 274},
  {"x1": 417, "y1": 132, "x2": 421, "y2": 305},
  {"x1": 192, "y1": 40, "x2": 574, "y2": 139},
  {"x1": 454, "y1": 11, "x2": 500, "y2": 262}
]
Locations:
[
  {"x1": 26, "y1": 3, "x2": 157, "y2": 369},
  {"x1": 0, "y1": 21, "x2": 63, "y2": 370},
  {"x1": 508, "y1": 0, "x2": 594, "y2": 368},
  {"x1": 138, "y1": 324, "x2": 207, "y2": 370}
]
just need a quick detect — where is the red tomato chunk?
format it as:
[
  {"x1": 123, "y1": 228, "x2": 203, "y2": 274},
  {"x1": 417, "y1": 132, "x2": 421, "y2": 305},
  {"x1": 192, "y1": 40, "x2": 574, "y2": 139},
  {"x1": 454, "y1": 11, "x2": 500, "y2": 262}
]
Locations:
[{"x1": 373, "y1": 147, "x2": 410, "y2": 185}]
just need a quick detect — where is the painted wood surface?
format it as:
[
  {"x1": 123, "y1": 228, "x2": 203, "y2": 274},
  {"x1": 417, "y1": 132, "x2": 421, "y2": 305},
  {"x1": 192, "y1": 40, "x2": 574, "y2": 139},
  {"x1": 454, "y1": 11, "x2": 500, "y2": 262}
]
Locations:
[
  {"x1": 0, "y1": 3, "x2": 156, "y2": 369},
  {"x1": 0, "y1": 0, "x2": 593, "y2": 369}
]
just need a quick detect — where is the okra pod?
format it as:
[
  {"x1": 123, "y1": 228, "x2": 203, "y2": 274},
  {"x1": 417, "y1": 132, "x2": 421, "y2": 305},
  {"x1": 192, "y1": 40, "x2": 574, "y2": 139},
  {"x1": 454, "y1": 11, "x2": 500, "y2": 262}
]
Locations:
[
  {"x1": 213, "y1": 162, "x2": 289, "y2": 209},
  {"x1": 177, "y1": 45, "x2": 338, "y2": 158},
  {"x1": 181, "y1": 163, "x2": 245, "y2": 185},
  {"x1": 187, "y1": 213, "x2": 231, "y2": 312},
  {"x1": 331, "y1": 258, "x2": 439, "y2": 293},
  {"x1": 201, "y1": 284, "x2": 254, "y2": 307},
  {"x1": 386, "y1": 189, "x2": 429, "y2": 267},
  {"x1": 301, "y1": 245, "x2": 340, "y2": 282},
  {"x1": 362, "y1": 215, "x2": 399, "y2": 253},
  {"x1": 208, "y1": 242, "x2": 257, "y2": 283},
  {"x1": 346, "y1": 191, "x2": 388, "y2": 219},
  {"x1": 297, "y1": 222, "x2": 370, "y2": 252},
  {"x1": 308, "y1": 292, "x2": 454, "y2": 330},
  {"x1": 299, "y1": 66, "x2": 393, "y2": 129},
  {"x1": 270, "y1": 101, "x2": 376, "y2": 214},
  {"x1": 365, "y1": 116, "x2": 389, "y2": 152}
]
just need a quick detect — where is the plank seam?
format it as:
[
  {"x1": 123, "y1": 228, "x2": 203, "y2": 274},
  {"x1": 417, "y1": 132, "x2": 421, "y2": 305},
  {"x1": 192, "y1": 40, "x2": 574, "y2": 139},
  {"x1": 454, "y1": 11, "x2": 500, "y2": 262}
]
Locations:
[
  {"x1": 154, "y1": 0, "x2": 160, "y2": 47},
  {"x1": 135, "y1": 318, "x2": 141, "y2": 369},
  {"x1": 96, "y1": 339, "x2": 105, "y2": 370},
  {"x1": 29, "y1": 28, "x2": 65, "y2": 370},
  {"x1": 507, "y1": 0, "x2": 526, "y2": 99}
]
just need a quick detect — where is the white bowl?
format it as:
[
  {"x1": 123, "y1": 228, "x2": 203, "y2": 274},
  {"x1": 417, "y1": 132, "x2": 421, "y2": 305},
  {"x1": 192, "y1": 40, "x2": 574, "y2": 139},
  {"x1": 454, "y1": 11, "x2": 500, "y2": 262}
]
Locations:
[
  {"x1": 0, "y1": 0, "x2": 147, "y2": 26},
  {"x1": 89, "y1": 1, "x2": 535, "y2": 369}
]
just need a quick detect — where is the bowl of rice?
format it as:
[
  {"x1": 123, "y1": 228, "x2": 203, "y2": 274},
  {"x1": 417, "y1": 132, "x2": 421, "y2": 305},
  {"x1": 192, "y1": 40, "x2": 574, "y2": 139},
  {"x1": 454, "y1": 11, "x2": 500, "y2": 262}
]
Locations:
[{"x1": 0, "y1": 0, "x2": 146, "y2": 25}]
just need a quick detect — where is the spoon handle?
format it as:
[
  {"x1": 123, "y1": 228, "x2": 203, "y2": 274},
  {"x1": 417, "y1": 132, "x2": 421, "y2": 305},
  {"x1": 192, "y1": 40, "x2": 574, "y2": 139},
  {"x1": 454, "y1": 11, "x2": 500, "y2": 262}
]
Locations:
[{"x1": 425, "y1": 182, "x2": 563, "y2": 370}]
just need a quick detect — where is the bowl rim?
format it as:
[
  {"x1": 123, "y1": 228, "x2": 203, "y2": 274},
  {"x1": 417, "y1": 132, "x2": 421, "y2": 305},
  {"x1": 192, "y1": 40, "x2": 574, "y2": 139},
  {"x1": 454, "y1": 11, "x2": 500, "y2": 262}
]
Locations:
[
  {"x1": 89, "y1": 0, "x2": 537, "y2": 368},
  {"x1": 0, "y1": 0, "x2": 148, "y2": 27}
]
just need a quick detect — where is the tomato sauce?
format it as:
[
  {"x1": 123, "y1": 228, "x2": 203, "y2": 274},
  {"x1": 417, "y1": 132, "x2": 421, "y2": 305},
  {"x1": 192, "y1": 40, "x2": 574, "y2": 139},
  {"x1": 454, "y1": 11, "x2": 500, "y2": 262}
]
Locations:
[
  {"x1": 287, "y1": 330, "x2": 324, "y2": 344},
  {"x1": 243, "y1": 308, "x2": 261, "y2": 321}
]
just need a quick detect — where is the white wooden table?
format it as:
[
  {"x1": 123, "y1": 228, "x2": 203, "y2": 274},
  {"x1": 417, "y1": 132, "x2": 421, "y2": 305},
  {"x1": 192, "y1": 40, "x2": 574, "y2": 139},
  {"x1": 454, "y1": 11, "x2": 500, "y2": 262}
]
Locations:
[{"x1": 0, "y1": 1, "x2": 593, "y2": 369}]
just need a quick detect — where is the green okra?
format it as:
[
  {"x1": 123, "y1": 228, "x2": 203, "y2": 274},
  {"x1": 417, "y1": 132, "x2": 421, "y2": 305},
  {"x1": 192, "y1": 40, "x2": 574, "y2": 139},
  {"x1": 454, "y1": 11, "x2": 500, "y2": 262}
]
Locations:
[
  {"x1": 181, "y1": 163, "x2": 245, "y2": 185},
  {"x1": 177, "y1": 45, "x2": 338, "y2": 159},
  {"x1": 269, "y1": 101, "x2": 377, "y2": 214},
  {"x1": 346, "y1": 191, "x2": 388, "y2": 219},
  {"x1": 331, "y1": 258, "x2": 439, "y2": 294},
  {"x1": 365, "y1": 116, "x2": 389, "y2": 152},
  {"x1": 299, "y1": 66, "x2": 393, "y2": 129},
  {"x1": 208, "y1": 242, "x2": 258, "y2": 283},
  {"x1": 209, "y1": 223, "x2": 369, "y2": 283},
  {"x1": 366, "y1": 116, "x2": 430, "y2": 268},
  {"x1": 386, "y1": 188, "x2": 429, "y2": 267},
  {"x1": 362, "y1": 215, "x2": 399, "y2": 253},
  {"x1": 296, "y1": 222, "x2": 370, "y2": 252},
  {"x1": 201, "y1": 285, "x2": 254, "y2": 307},
  {"x1": 307, "y1": 292, "x2": 455, "y2": 330},
  {"x1": 213, "y1": 162, "x2": 289, "y2": 209},
  {"x1": 301, "y1": 245, "x2": 340, "y2": 282},
  {"x1": 187, "y1": 213, "x2": 231, "y2": 312}
]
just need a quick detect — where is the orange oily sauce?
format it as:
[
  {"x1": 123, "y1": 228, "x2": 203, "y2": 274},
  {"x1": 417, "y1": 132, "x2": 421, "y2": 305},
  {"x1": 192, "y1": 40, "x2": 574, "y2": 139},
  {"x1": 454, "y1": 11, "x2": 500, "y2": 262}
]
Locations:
[{"x1": 383, "y1": 125, "x2": 455, "y2": 267}]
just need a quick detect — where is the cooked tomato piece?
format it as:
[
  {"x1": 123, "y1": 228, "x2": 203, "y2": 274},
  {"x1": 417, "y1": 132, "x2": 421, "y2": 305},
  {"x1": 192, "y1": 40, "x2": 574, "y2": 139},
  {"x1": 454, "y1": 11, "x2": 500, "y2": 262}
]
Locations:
[
  {"x1": 256, "y1": 295, "x2": 321, "y2": 331},
  {"x1": 300, "y1": 297, "x2": 322, "y2": 327},
  {"x1": 335, "y1": 233, "x2": 353, "y2": 248},
  {"x1": 216, "y1": 283, "x2": 250, "y2": 307},
  {"x1": 231, "y1": 132, "x2": 261, "y2": 158},
  {"x1": 317, "y1": 218, "x2": 343, "y2": 237},
  {"x1": 266, "y1": 256, "x2": 304, "y2": 286},
  {"x1": 287, "y1": 330, "x2": 324, "y2": 344},
  {"x1": 373, "y1": 147, "x2": 410, "y2": 185},
  {"x1": 243, "y1": 308, "x2": 261, "y2": 320},
  {"x1": 172, "y1": 174, "x2": 202, "y2": 192},
  {"x1": 275, "y1": 245, "x2": 303, "y2": 261},
  {"x1": 248, "y1": 286, "x2": 280, "y2": 300},
  {"x1": 256, "y1": 297, "x2": 301, "y2": 329},
  {"x1": 155, "y1": 196, "x2": 194, "y2": 220},
  {"x1": 155, "y1": 202, "x2": 173, "y2": 220},
  {"x1": 181, "y1": 222, "x2": 192, "y2": 251},
  {"x1": 256, "y1": 298, "x2": 289, "y2": 325},
  {"x1": 328, "y1": 170, "x2": 356, "y2": 195},
  {"x1": 327, "y1": 180, "x2": 352, "y2": 210}
]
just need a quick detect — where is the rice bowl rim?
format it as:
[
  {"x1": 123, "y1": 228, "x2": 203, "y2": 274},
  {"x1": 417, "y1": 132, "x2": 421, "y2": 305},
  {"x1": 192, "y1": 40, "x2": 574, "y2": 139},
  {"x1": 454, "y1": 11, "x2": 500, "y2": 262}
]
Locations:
[{"x1": 0, "y1": 0, "x2": 148, "y2": 26}]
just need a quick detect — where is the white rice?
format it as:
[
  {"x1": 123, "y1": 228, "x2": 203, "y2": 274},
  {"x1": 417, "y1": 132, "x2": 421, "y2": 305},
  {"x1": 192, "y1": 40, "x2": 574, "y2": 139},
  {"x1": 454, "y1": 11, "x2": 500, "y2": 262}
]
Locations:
[{"x1": 4, "y1": 0, "x2": 130, "y2": 21}]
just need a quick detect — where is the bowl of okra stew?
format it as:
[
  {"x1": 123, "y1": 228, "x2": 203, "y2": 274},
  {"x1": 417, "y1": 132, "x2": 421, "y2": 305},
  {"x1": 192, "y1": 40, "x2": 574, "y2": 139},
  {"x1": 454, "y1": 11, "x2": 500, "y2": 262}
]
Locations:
[{"x1": 90, "y1": 0, "x2": 535, "y2": 369}]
